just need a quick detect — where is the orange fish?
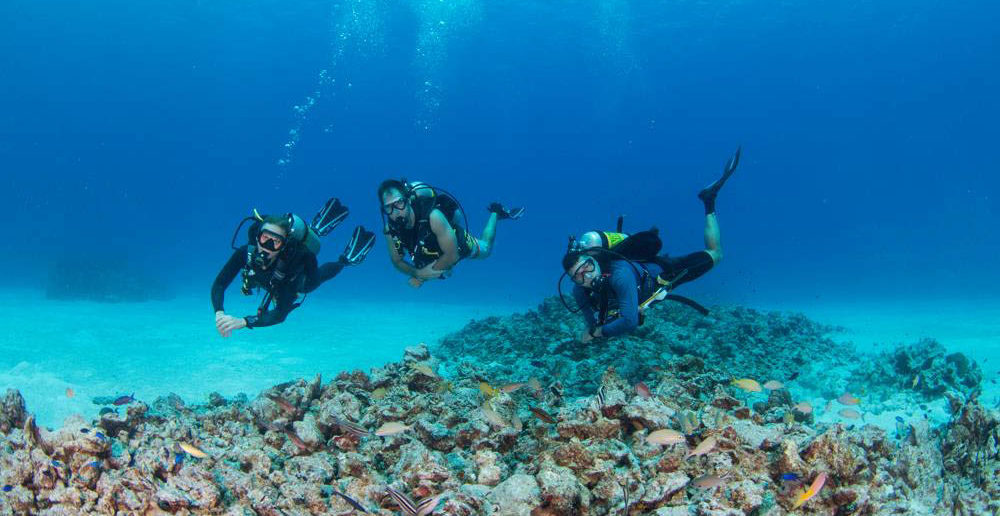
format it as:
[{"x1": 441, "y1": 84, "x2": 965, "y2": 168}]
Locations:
[
  {"x1": 646, "y1": 429, "x2": 685, "y2": 446},
  {"x1": 837, "y1": 393, "x2": 860, "y2": 405},
  {"x1": 792, "y1": 472, "x2": 827, "y2": 508},
  {"x1": 529, "y1": 406, "x2": 556, "y2": 424},
  {"x1": 838, "y1": 408, "x2": 862, "y2": 420},
  {"x1": 178, "y1": 442, "x2": 208, "y2": 458},
  {"x1": 685, "y1": 435, "x2": 717, "y2": 459},
  {"x1": 375, "y1": 422, "x2": 412, "y2": 436},
  {"x1": 731, "y1": 379, "x2": 762, "y2": 392},
  {"x1": 635, "y1": 382, "x2": 652, "y2": 399},
  {"x1": 65, "y1": 388, "x2": 75, "y2": 399},
  {"x1": 501, "y1": 383, "x2": 525, "y2": 393}
]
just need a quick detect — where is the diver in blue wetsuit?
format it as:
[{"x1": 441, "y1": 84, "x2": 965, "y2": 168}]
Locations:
[{"x1": 561, "y1": 147, "x2": 740, "y2": 343}]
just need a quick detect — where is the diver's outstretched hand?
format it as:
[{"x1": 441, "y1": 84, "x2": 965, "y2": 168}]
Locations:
[
  {"x1": 340, "y1": 226, "x2": 376, "y2": 265},
  {"x1": 215, "y1": 311, "x2": 247, "y2": 338}
]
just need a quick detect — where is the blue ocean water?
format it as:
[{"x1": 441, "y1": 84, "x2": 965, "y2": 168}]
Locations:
[{"x1": 1, "y1": 1, "x2": 998, "y2": 425}]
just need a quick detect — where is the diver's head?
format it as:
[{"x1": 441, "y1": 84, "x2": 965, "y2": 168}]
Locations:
[
  {"x1": 563, "y1": 250, "x2": 602, "y2": 289},
  {"x1": 575, "y1": 231, "x2": 603, "y2": 251},
  {"x1": 378, "y1": 179, "x2": 414, "y2": 229},
  {"x1": 255, "y1": 218, "x2": 289, "y2": 264}
]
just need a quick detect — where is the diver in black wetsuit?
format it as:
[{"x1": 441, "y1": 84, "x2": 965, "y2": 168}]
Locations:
[
  {"x1": 378, "y1": 179, "x2": 523, "y2": 288},
  {"x1": 561, "y1": 147, "x2": 741, "y2": 343},
  {"x1": 212, "y1": 198, "x2": 376, "y2": 336}
]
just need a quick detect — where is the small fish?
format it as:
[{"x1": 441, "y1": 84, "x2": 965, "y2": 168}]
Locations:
[
  {"x1": 731, "y1": 379, "x2": 762, "y2": 393},
  {"x1": 792, "y1": 472, "x2": 827, "y2": 509},
  {"x1": 635, "y1": 382, "x2": 652, "y2": 399},
  {"x1": 371, "y1": 387, "x2": 387, "y2": 400},
  {"x1": 65, "y1": 388, "x2": 75, "y2": 399},
  {"x1": 79, "y1": 428, "x2": 89, "y2": 434},
  {"x1": 331, "y1": 489, "x2": 369, "y2": 513},
  {"x1": 479, "y1": 382, "x2": 499, "y2": 398},
  {"x1": 597, "y1": 386, "x2": 606, "y2": 407},
  {"x1": 416, "y1": 493, "x2": 443, "y2": 516},
  {"x1": 792, "y1": 402, "x2": 813, "y2": 414},
  {"x1": 685, "y1": 435, "x2": 717, "y2": 459},
  {"x1": 435, "y1": 380, "x2": 453, "y2": 393},
  {"x1": 375, "y1": 422, "x2": 412, "y2": 436},
  {"x1": 2, "y1": 485, "x2": 11, "y2": 492},
  {"x1": 837, "y1": 393, "x2": 860, "y2": 405},
  {"x1": 527, "y1": 377, "x2": 542, "y2": 392},
  {"x1": 788, "y1": 372, "x2": 800, "y2": 381},
  {"x1": 95, "y1": 431, "x2": 107, "y2": 441},
  {"x1": 173, "y1": 454, "x2": 183, "y2": 465},
  {"x1": 511, "y1": 414, "x2": 523, "y2": 433},
  {"x1": 178, "y1": 442, "x2": 208, "y2": 458},
  {"x1": 838, "y1": 408, "x2": 862, "y2": 420},
  {"x1": 410, "y1": 363, "x2": 437, "y2": 378},
  {"x1": 51, "y1": 459, "x2": 63, "y2": 468},
  {"x1": 112, "y1": 393, "x2": 135, "y2": 406},
  {"x1": 919, "y1": 404, "x2": 927, "y2": 410},
  {"x1": 911, "y1": 375, "x2": 920, "y2": 389},
  {"x1": 646, "y1": 429, "x2": 686, "y2": 446},
  {"x1": 284, "y1": 429, "x2": 310, "y2": 452},
  {"x1": 689, "y1": 473, "x2": 728, "y2": 489},
  {"x1": 265, "y1": 393, "x2": 297, "y2": 415},
  {"x1": 529, "y1": 406, "x2": 556, "y2": 424},
  {"x1": 84, "y1": 460, "x2": 101, "y2": 469},
  {"x1": 783, "y1": 412, "x2": 795, "y2": 425},
  {"x1": 386, "y1": 488, "x2": 441, "y2": 516},
  {"x1": 763, "y1": 380, "x2": 784, "y2": 390},
  {"x1": 335, "y1": 417, "x2": 369, "y2": 437},
  {"x1": 895, "y1": 416, "x2": 905, "y2": 423},
  {"x1": 98, "y1": 407, "x2": 116, "y2": 416},
  {"x1": 501, "y1": 382, "x2": 525, "y2": 393},
  {"x1": 481, "y1": 405, "x2": 508, "y2": 427},
  {"x1": 780, "y1": 473, "x2": 800, "y2": 481}
]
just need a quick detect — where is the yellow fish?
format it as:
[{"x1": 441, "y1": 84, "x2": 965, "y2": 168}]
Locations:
[
  {"x1": 731, "y1": 379, "x2": 762, "y2": 393},
  {"x1": 646, "y1": 429, "x2": 686, "y2": 446},
  {"x1": 912, "y1": 374, "x2": 920, "y2": 389},
  {"x1": 372, "y1": 388, "x2": 387, "y2": 400},
  {"x1": 179, "y1": 442, "x2": 208, "y2": 458},
  {"x1": 783, "y1": 412, "x2": 796, "y2": 425},
  {"x1": 479, "y1": 382, "x2": 499, "y2": 398},
  {"x1": 792, "y1": 472, "x2": 827, "y2": 508}
]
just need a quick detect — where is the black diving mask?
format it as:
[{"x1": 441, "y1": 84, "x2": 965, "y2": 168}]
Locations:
[
  {"x1": 257, "y1": 230, "x2": 286, "y2": 252},
  {"x1": 382, "y1": 198, "x2": 408, "y2": 215}
]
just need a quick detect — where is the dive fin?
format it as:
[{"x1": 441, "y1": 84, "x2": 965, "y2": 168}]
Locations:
[
  {"x1": 488, "y1": 202, "x2": 525, "y2": 220},
  {"x1": 342, "y1": 225, "x2": 376, "y2": 265},
  {"x1": 698, "y1": 146, "x2": 741, "y2": 203},
  {"x1": 311, "y1": 197, "x2": 349, "y2": 236}
]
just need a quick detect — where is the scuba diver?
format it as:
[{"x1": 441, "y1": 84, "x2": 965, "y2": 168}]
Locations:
[
  {"x1": 378, "y1": 179, "x2": 524, "y2": 288},
  {"x1": 212, "y1": 198, "x2": 376, "y2": 336},
  {"x1": 560, "y1": 147, "x2": 741, "y2": 343}
]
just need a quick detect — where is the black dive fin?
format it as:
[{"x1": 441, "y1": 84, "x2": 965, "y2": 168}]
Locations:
[
  {"x1": 311, "y1": 197, "x2": 349, "y2": 236},
  {"x1": 342, "y1": 226, "x2": 375, "y2": 265}
]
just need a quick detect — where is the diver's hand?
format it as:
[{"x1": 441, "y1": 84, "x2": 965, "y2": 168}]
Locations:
[
  {"x1": 216, "y1": 313, "x2": 247, "y2": 337},
  {"x1": 580, "y1": 327, "x2": 601, "y2": 344},
  {"x1": 415, "y1": 262, "x2": 445, "y2": 280},
  {"x1": 408, "y1": 277, "x2": 424, "y2": 288}
]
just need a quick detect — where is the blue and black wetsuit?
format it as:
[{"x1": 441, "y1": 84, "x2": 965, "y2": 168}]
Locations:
[
  {"x1": 211, "y1": 244, "x2": 344, "y2": 328},
  {"x1": 574, "y1": 251, "x2": 714, "y2": 337}
]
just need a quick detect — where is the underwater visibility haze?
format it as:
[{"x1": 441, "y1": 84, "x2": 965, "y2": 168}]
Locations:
[{"x1": 0, "y1": 0, "x2": 998, "y2": 514}]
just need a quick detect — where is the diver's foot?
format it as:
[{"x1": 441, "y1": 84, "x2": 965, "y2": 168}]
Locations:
[
  {"x1": 488, "y1": 202, "x2": 524, "y2": 220},
  {"x1": 312, "y1": 197, "x2": 350, "y2": 236},
  {"x1": 698, "y1": 146, "x2": 741, "y2": 213}
]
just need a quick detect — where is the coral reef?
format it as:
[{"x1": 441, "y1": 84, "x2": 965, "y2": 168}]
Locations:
[{"x1": 0, "y1": 298, "x2": 994, "y2": 514}]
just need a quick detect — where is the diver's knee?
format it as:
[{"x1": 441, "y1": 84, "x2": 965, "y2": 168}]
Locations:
[
  {"x1": 705, "y1": 249, "x2": 722, "y2": 264},
  {"x1": 475, "y1": 240, "x2": 492, "y2": 259}
]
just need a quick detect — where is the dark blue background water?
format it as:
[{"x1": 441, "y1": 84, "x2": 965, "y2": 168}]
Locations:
[{"x1": 2, "y1": 0, "x2": 997, "y2": 311}]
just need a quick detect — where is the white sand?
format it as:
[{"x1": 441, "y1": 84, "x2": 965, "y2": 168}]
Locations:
[{"x1": 0, "y1": 289, "x2": 519, "y2": 428}]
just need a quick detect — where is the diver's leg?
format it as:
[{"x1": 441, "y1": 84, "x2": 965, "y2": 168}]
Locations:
[
  {"x1": 301, "y1": 262, "x2": 345, "y2": 293},
  {"x1": 473, "y1": 212, "x2": 499, "y2": 259},
  {"x1": 703, "y1": 213, "x2": 722, "y2": 264}
]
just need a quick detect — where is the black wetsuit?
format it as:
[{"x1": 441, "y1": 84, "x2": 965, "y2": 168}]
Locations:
[
  {"x1": 573, "y1": 251, "x2": 714, "y2": 337},
  {"x1": 388, "y1": 193, "x2": 476, "y2": 269},
  {"x1": 211, "y1": 244, "x2": 344, "y2": 328}
]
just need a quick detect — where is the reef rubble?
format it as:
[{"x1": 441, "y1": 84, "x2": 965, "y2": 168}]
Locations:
[{"x1": 0, "y1": 298, "x2": 996, "y2": 515}]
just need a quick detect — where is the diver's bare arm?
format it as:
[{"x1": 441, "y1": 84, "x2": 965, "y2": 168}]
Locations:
[{"x1": 429, "y1": 211, "x2": 459, "y2": 270}]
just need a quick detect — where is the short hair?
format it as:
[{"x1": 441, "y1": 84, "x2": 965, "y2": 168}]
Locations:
[
  {"x1": 259, "y1": 214, "x2": 291, "y2": 233},
  {"x1": 377, "y1": 179, "x2": 407, "y2": 202}
]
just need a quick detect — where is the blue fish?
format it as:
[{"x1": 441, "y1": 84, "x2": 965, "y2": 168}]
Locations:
[
  {"x1": 80, "y1": 428, "x2": 90, "y2": 434},
  {"x1": 2, "y1": 485, "x2": 12, "y2": 492},
  {"x1": 84, "y1": 461, "x2": 101, "y2": 469},
  {"x1": 780, "y1": 473, "x2": 800, "y2": 481},
  {"x1": 895, "y1": 416, "x2": 905, "y2": 423},
  {"x1": 51, "y1": 459, "x2": 63, "y2": 468},
  {"x1": 174, "y1": 454, "x2": 184, "y2": 465},
  {"x1": 95, "y1": 431, "x2": 107, "y2": 441}
]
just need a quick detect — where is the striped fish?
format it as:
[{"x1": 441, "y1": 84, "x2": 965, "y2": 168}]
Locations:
[
  {"x1": 334, "y1": 417, "x2": 369, "y2": 437},
  {"x1": 597, "y1": 386, "x2": 606, "y2": 407},
  {"x1": 416, "y1": 494, "x2": 443, "y2": 516},
  {"x1": 387, "y1": 487, "x2": 418, "y2": 515}
]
